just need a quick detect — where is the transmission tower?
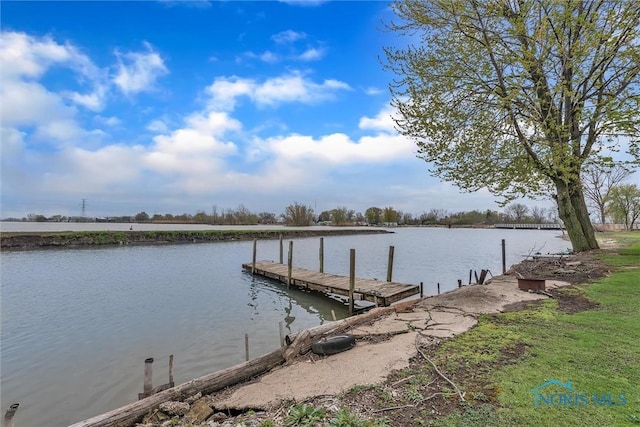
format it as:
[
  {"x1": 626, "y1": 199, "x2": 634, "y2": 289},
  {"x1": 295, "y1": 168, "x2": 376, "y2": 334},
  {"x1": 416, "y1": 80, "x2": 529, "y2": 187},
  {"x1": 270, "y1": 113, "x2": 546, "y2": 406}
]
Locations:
[{"x1": 81, "y1": 199, "x2": 88, "y2": 217}]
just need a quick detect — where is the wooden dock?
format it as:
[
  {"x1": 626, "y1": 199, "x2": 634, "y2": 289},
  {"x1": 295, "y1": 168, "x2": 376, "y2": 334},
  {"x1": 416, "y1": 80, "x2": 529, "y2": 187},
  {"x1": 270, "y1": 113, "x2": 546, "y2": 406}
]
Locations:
[{"x1": 242, "y1": 260, "x2": 420, "y2": 307}]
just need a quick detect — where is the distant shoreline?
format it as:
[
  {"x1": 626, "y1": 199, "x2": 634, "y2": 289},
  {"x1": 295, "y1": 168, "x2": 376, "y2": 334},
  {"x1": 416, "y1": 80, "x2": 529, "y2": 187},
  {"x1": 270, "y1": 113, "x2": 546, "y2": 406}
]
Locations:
[{"x1": 0, "y1": 228, "x2": 392, "y2": 251}]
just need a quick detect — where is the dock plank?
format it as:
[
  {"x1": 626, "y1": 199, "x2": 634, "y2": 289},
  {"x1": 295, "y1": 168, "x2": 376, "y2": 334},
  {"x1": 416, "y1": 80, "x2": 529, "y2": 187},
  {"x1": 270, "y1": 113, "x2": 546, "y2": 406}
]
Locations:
[{"x1": 242, "y1": 261, "x2": 419, "y2": 306}]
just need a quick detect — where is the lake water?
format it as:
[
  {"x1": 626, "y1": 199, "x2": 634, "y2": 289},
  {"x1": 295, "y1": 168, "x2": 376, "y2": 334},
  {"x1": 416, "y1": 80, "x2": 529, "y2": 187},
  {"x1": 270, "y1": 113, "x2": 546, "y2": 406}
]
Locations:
[{"x1": 0, "y1": 225, "x2": 570, "y2": 426}]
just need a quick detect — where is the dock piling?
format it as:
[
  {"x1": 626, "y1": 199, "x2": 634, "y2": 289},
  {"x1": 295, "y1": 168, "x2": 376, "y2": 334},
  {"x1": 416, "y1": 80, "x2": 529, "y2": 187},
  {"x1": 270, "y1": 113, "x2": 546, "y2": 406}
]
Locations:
[
  {"x1": 420, "y1": 281, "x2": 424, "y2": 298},
  {"x1": 386, "y1": 245, "x2": 395, "y2": 282},
  {"x1": 252, "y1": 239, "x2": 257, "y2": 274},
  {"x1": 349, "y1": 249, "x2": 356, "y2": 315},
  {"x1": 287, "y1": 241, "x2": 293, "y2": 289},
  {"x1": 279, "y1": 235, "x2": 283, "y2": 264},
  {"x1": 245, "y1": 333, "x2": 249, "y2": 362},
  {"x1": 138, "y1": 357, "x2": 154, "y2": 400},
  {"x1": 501, "y1": 239, "x2": 506, "y2": 274},
  {"x1": 458, "y1": 279, "x2": 462, "y2": 288},
  {"x1": 437, "y1": 282, "x2": 440, "y2": 295},
  {"x1": 4, "y1": 403, "x2": 19, "y2": 427},
  {"x1": 319, "y1": 237, "x2": 324, "y2": 273},
  {"x1": 168, "y1": 355, "x2": 174, "y2": 387}
]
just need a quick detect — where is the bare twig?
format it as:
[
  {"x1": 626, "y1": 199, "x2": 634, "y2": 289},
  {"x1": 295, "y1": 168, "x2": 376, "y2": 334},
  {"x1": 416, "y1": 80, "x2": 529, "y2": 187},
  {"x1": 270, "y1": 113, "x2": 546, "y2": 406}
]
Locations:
[
  {"x1": 372, "y1": 404, "x2": 414, "y2": 414},
  {"x1": 422, "y1": 392, "x2": 457, "y2": 401},
  {"x1": 391, "y1": 375, "x2": 415, "y2": 387},
  {"x1": 414, "y1": 335, "x2": 465, "y2": 402}
]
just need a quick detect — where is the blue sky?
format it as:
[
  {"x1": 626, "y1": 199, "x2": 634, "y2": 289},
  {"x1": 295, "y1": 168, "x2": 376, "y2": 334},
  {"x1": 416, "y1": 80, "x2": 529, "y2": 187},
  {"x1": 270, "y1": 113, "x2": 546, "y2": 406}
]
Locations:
[{"x1": 2, "y1": 0, "x2": 515, "y2": 219}]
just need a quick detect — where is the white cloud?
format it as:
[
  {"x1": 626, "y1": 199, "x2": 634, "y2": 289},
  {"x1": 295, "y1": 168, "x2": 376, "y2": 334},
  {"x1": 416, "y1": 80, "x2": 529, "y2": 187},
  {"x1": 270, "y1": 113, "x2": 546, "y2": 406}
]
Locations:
[
  {"x1": 0, "y1": 31, "x2": 94, "y2": 79},
  {"x1": 113, "y1": 42, "x2": 168, "y2": 95},
  {"x1": 271, "y1": 30, "x2": 306, "y2": 44},
  {"x1": 297, "y1": 47, "x2": 325, "y2": 61},
  {"x1": 206, "y1": 71, "x2": 351, "y2": 110},
  {"x1": 364, "y1": 87, "x2": 384, "y2": 96},
  {"x1": 95, "y1": 116, "x2": 121, "y2": 127},
  {"x1": 147, "y1": 119, "x2": 169, "y2": 133},
  {"x1": 206, "y1": 76, "x2": 254, "y2": 110},
  {"x1": 359, "y1": 105, "x2": 397, "y2": 133},
  {"x1": 144, "y1": 112, "x2": 239, "y2": 177},
  {"x1": 259, "y1": 50, "x2": 279, "y2": 63},
  {"x1": 1, "y1": 31, "x2": 107, "y2": 113},
  {"x1": 262, "y1": 131, "x2": 414, "y2": 164},
  {"x1": 64, "y1": 86, "x2": 108, "y2": 111}
]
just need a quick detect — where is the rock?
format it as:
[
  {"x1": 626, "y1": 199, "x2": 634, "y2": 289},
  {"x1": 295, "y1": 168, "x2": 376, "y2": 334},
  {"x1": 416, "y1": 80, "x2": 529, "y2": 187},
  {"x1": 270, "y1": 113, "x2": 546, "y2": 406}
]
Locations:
[
  {"x1": 210, "y1": 412, "x2": 228, "y2": 422},
  {"x1": 159, "y1": 401, "x2": 190, "y2": 416},
  {"x1": 141, "y1": 409, "x2": 170, "y2": 425},
  {"x1": 565, "y1": 261, "x2": 582, "y2": 267},
  {"x1": 184, "y1": 399, "x2": 214, "y2": 424},
  {"x1": 184, "y1": 391, "x2": 202, "y2": 404}
]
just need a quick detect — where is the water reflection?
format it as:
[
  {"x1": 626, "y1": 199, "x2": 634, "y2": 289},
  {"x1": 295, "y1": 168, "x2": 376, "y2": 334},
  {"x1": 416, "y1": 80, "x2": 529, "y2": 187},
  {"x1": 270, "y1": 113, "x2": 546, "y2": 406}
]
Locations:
[{"x1": 245, "y1": 272, "x2": 349, "y2": 334}]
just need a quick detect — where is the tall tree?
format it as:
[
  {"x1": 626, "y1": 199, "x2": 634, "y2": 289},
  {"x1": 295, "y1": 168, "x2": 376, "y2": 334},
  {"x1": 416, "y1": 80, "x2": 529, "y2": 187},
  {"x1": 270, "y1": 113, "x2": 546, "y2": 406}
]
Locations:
[
  {"x1": 282, "y1": 202, "x2": 314, "y2": 226},
  {"x1": 504, "y1": 203, "x2": 529, "y2": 222},
  {"x1": 582, "y1": 163, "x2": 631, "y2": 224},
  {"x1": 385, "y1": 1, "x2": 640, "y2": 251},
  {"x1": 607, "y1": 184, "x2": 640, "y2": 230},
  {"x1": 383, "y1": 206, "x2": 399, "y2": 223},
  {"x1": 365, "y1": 207, "x2": 383, "y2": 225}
]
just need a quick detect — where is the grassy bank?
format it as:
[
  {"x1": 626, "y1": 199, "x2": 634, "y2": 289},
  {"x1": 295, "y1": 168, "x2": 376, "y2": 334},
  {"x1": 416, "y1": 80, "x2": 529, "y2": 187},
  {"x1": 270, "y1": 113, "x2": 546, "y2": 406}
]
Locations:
[
  {"x1": 0, "y1": 228, "x2": 390, "y2": 250},
  {"x1": 428, "y1": 232, "x2": 640, "y2": 426}
]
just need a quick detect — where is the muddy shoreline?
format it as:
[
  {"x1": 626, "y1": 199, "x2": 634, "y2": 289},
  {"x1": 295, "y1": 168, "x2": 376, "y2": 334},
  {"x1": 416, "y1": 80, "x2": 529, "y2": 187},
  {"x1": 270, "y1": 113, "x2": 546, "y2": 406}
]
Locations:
[{"x1": 0, "y1": 228, "x2": 392, "y2": 251}]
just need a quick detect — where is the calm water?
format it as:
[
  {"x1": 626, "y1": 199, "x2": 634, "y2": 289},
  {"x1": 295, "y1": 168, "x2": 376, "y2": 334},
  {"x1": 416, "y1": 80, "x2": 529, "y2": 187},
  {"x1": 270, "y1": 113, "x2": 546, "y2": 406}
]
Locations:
[{"x1": 0, "y1": 226, "x2": 570, "y2": 426}]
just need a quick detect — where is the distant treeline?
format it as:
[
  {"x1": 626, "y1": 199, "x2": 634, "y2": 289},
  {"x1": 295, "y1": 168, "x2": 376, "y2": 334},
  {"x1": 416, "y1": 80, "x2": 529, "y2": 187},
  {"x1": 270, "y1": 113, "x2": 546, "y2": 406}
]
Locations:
[{"x1": 9, "y1": 202, "x2": 558, "y2": 227}]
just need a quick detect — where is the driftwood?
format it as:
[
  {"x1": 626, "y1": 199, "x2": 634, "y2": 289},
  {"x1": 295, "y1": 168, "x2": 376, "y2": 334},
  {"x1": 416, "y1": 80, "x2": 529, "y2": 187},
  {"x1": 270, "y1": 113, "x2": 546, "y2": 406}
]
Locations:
[
  {"x1": 68, "y1": 349, "x2": 284, "y2": 427},
  {"x1": 69, "y1": 298, "x2": 421, "y2": 427},
  {"x1": 284, "y1": 330, "x2": 311, "y2": 362},
  {"x1": 284, "y1": 300, "x2": 420, "y2": 361}
]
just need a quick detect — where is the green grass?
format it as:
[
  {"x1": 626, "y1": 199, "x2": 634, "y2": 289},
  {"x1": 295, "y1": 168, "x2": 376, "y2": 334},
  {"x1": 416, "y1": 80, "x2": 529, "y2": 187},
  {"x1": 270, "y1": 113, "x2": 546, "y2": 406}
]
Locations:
[{"x1": 431, "y1": 233, "x2": 640, "y2": 426}]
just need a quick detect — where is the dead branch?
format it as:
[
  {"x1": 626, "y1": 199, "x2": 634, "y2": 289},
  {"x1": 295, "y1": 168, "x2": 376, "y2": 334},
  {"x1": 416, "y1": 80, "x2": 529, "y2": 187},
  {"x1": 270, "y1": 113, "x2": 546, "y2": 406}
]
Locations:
[
  {"x1": 414, "y1": 335, "x2": 465, "y2": 402},
  {"x1": 371, "y1": 404, "x2": 414, "y2": 414}
]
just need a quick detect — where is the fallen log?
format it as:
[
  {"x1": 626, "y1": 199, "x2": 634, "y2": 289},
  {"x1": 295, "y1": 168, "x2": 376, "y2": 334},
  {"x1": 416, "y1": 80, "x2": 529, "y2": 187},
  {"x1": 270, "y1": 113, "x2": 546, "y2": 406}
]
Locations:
[
  {"x1": 284, "y1": 299, "x2": 420, "y2": 360},
  {"x1": 68, "y1": 348, "x2": 285, "y2": 427}
]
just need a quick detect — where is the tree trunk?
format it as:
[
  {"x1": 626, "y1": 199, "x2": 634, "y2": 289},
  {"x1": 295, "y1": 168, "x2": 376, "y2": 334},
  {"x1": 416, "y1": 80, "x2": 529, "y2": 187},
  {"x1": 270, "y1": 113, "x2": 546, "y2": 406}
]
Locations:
[{"x1": 555, "y1": 179, "x2": 599, "y2": 252}]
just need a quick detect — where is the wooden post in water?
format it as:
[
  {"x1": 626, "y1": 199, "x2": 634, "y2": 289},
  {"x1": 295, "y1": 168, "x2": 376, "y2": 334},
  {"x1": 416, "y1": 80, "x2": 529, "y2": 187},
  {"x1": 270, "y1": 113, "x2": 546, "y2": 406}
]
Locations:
[
  {"x1": 168, "y1": 355, "x2": 174, "y2": 387},
  {"x1": 469, "y1": 269, "x2": 473, "y2": 284},
  {"x1": 437, "y1": 282, "x2": 440, "y2": 295},
  {"x1": 458, "y1": 279, "x2": 462, "y2": 288},
  {"x1": 252, "y1": 239, "x2": 257, "y2": 274},
  {"x1": 386, "y1": 246, "x2": 395, "y2": 282},
  {"x1": 245, "y1": 333, "x2": 249, "y2": 362},
  {"x1": 349, "y1": 249, "x2": 356, "y2": 315},
  {"x1": 138, "y1": 357, "x2": 154, "y2": 400},
  {"x1": 287, "y1": 241, "x2": 293, "y2": 289},
  {"x1": 279, "y1": 321, "x2": 285, "y2": 347},
  {"x1": 319, "y1": 237, "x2": 324, "y2": 273},
  {"x1": 420, "y1": 282, "x2": 424, "y2": 298},
  {"x1": 4, "y1": 403, "x2": 19, "y2": 427},
  {"x1": 279, "y1": 235, "x2": 283, "y2": 264},
  {"x1": 501, "y1": 239, "x2": 506, "y2": 274}
]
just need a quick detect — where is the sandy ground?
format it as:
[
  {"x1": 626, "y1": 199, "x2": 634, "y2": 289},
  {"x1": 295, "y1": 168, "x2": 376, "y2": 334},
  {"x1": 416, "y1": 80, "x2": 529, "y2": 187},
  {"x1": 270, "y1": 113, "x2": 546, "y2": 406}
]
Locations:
[{"x1": 210, "y1": 275, "x2": 569, "y2": 411}]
